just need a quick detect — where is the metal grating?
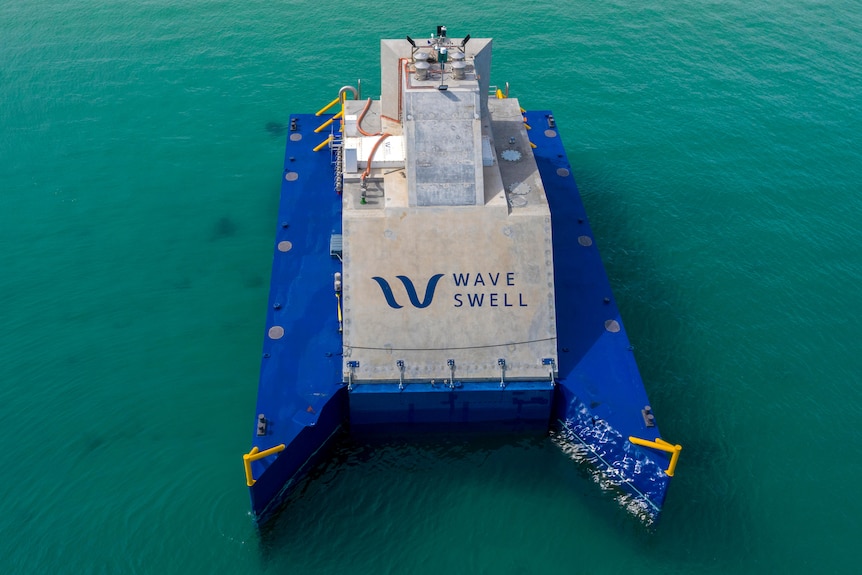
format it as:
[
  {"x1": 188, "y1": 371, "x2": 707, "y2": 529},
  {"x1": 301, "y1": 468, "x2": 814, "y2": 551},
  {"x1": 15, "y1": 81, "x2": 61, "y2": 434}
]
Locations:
[{"x1": 329, "y1": 234, "x2": 343, "y2": 258}]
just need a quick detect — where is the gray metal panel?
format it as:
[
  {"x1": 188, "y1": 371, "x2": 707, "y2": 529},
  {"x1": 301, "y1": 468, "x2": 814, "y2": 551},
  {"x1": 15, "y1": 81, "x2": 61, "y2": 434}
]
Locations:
[{"x1": 405, "y1": 88, "x2": 483, "y2": 206}]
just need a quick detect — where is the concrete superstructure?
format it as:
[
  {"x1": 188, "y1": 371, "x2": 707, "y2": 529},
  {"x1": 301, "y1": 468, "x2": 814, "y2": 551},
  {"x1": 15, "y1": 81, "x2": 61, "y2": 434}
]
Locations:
[{"x1": 340, "y1": 36, "x2": 557, "y2": 384}]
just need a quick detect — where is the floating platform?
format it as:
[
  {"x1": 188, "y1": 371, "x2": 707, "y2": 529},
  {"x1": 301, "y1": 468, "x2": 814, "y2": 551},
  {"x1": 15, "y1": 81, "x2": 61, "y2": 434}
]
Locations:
[{"x1": 244, "y1": 31, "x2": 679, "y2": 527}]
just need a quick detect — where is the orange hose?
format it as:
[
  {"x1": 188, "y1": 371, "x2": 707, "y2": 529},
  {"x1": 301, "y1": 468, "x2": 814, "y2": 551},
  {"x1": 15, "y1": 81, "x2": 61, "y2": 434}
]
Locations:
[
  {"x1": 359, "y1": 134, "x2": 392, "y2": 189},
  {"x1": 357, "y1": 98, "x2": 380, "y2": 137},
  {"x1": 362, "y1": 133, "x2": 392, "y2": 181}
]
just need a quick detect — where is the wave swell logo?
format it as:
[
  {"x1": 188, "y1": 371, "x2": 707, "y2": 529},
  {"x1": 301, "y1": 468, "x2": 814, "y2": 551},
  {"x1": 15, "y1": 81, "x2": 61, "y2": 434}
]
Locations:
[{"x1": 371, "y1": 274, "x2": 445, "y2": 309}]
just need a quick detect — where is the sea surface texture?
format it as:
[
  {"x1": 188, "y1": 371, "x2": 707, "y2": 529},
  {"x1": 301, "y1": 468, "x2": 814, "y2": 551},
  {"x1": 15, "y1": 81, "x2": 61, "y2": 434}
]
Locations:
[{"x1": 2, "y1": 1, "x2": 860, "y2": 573}]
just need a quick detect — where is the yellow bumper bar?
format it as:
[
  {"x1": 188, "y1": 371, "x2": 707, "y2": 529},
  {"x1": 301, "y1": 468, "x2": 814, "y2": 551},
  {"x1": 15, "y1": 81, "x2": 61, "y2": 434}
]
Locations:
[
  {"x1": 242, "y1": 444, "x2": 286, "y2": 487},
  {"x1": 628, "y1": 436, "x2": 682, "y2": 477}
]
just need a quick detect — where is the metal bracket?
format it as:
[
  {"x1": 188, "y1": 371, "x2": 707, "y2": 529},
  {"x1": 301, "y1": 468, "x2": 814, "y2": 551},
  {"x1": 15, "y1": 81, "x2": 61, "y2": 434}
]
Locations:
[
  {"x1": 397, "y1": 360, "x2": 405, "y2": 391},
  {"x1": 330, "y1": 236, "x2": 344, "y2": 259},
  {"x1": 542, "y1": 357, "x2": 556, "y2": 386},
  {"x1": 334, "y1": 272, "x2": 343, "y2": 332},
  {"x1": 498, "y1": 358, "x2": 506, "y2": 389},
  {"x1": 447, "y1": 359, "x2": 455, "y2": 389},
  {"x1": 346, "y1": 361, "x2": 359, "y2": 391}
]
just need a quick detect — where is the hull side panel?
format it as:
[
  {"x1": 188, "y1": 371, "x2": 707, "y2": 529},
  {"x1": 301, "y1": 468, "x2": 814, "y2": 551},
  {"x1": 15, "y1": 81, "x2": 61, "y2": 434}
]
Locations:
[
  {"x1": 530, "y1": 110, "x2": 671, "y2": 521},
  {"x1": 249, "y1": 113, "x2": 346, "y2": 520}
]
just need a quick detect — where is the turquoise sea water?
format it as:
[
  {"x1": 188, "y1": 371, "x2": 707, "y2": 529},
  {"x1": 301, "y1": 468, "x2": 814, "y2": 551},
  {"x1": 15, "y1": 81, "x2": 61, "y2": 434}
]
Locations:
[{"x1": 2, "y1": 1, "x2": 861, "y2": 573}]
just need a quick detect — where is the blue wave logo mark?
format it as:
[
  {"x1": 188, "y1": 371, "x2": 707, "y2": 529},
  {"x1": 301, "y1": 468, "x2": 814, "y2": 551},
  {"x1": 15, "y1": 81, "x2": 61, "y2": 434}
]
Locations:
[{"x1": 371, "y1": 274, "x2": 445, "y2": 309}]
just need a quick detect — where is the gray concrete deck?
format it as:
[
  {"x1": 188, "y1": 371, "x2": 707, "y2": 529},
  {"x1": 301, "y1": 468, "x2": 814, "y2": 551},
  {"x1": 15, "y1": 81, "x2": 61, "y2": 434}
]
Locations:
[{"x1": 340, "y1": 39, "x2": 557, "y2": 383}]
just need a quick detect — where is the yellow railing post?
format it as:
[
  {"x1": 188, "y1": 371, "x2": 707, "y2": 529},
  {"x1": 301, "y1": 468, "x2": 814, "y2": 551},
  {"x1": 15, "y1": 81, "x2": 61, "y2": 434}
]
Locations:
[
  {"x1": 313, "y1": 135, "x2": 334, "y2": 152},
  {"x1": 315, "y1": 96, "x2": 341, "y2": 116},
  {"x1": 628, "y1": 436, "x2": 683, "y2": 477},
  {"x1": 242, "y1": 444, "x2": 286, "y2": 487},
  {"x1": 340, "y1": 92, "x2": 345, "y2": 132},
  {"x1": 314, "y1": 110, "x2": 344, "y2": 133}
]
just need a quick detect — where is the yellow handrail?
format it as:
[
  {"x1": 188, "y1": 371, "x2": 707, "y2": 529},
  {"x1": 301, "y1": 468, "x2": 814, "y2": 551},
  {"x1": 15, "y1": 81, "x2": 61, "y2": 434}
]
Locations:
[
  {"x1": 242, "y1": 444, "x2": 286, "y2": 486},
  {"x1": 316, "y1": 96, "x2": 341, "y2": 116},
  {"x1": 628, "y1": 436, "x2": 683, "y2": 477},
  {"x1": 314, "y1": 110, "x2": 344, "y2": 133},
  {"x1": 313, "y1": 135, "x2": 333, "y2": 152},
  {"x1": 317, "y1": 85, "x2": 358, "y2": 117}
]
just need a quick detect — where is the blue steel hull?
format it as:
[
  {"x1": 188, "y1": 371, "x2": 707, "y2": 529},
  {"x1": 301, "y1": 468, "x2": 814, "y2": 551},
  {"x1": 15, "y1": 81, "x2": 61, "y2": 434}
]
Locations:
[
  {"x1": 247, "y1": 114, "x2": 347, "y2": 523},
  {"x1": 532, "y1": 110, "x2": 672, "y2": 521},
  {"x1": 247, "y1": 111, "x2": 672, "y2": 526},
  {"x1": 349, "y1": 381, "x2": 554, "y2": 430}
]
